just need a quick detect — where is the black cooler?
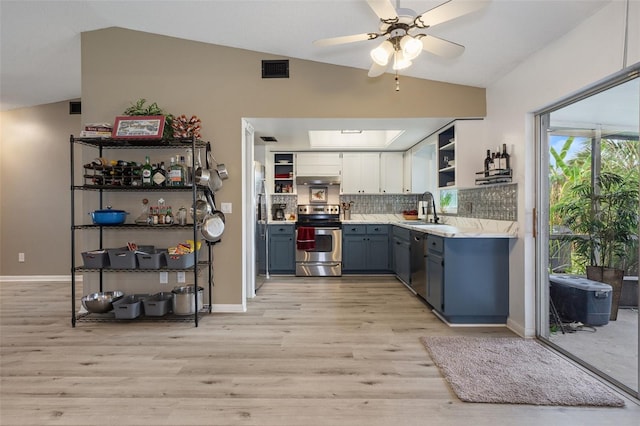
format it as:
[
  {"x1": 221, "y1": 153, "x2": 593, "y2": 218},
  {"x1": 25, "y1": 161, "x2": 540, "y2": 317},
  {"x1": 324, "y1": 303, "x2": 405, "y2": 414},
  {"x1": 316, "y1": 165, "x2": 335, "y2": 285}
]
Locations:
[{"x1": 549, "y1": 274, "x2": 612, "y2": 326}]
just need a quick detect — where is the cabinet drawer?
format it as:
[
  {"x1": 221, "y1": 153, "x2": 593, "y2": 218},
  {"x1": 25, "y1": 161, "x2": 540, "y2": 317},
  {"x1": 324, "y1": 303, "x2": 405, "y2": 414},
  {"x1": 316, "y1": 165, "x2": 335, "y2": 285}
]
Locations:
[
  {"x1": 343, "y1": 224, "x2": 366, "y2": 235},
  {"x1": 366, "y1": 224, "x2": 388, "y2": 235},
  {"x1": 427, "y1": 235, "x2": 444, "y2": 253},
  {"x1": 392, "y1": 225, "x2": 410, "y2": 241},
  {"x1": 269, "y1": 224, "x2": 294, "y2": 235}
]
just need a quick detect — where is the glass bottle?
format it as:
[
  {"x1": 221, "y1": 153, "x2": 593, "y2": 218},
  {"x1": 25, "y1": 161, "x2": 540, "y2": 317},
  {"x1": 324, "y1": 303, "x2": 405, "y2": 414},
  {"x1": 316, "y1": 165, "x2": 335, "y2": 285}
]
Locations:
[
  {"x1": 152, "y1": 161, "x2": 166, "y2": 186},
  {"x1": 141, "y1": 155, "x2": 153, "y2": 186},
  {"x1": 501, "y1": 143, "x2": 510, "y2": 174},
  {"x1": 484, "y1": 149, "x2": 492, "y2": 177},
  {"x1": 169, "y1": 156, "x2": 184, "y2": 186}
]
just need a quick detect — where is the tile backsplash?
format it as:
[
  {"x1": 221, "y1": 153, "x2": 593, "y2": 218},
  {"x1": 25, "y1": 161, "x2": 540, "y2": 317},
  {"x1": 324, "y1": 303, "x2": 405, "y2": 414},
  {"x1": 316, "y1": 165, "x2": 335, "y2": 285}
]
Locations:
[
  {"x1": 339, "y1": 194, "x2": 419, "y2": 214},
  {"x1": 457, "y1": 183, "x2": 518, "y2": 221},
  {"x1": 270, "y1": 183, "x2": 517, "y2": 221}
]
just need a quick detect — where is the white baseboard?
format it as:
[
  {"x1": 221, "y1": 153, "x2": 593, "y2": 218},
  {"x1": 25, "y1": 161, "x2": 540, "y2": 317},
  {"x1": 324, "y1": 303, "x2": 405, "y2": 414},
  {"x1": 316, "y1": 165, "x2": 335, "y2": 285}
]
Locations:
[
  {"x1": 0, "y1": 275, "x2": 82, "y2": 283},
  {"x1": 506, "y1": 317, "x2": 533, "y2": 337},
  {"x1": 211, "y1": 304, "x2": 246, "y2": 313}
]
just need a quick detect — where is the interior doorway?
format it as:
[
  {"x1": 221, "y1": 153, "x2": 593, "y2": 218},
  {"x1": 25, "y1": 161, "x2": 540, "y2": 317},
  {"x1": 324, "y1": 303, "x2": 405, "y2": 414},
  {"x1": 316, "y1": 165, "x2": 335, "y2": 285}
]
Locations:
[{"x1": 535, "y1": 72, "x2": 639, "y2": 399}]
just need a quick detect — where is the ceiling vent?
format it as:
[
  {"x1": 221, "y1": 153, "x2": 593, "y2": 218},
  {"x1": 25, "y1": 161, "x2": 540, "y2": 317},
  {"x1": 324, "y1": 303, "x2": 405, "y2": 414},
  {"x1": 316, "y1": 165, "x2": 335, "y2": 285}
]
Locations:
[
  {"x1": 262, "y1": 60, "x2": 289, "y2": 79},
  {"x1": 260, "y1": 136, "x2": 278, "y2": 142}
]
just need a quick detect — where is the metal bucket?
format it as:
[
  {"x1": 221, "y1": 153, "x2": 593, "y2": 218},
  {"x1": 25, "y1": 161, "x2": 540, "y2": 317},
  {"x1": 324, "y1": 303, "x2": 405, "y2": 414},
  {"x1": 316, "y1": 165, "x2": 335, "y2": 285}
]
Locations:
[{"x1": 171, "y1": 286, "x2": 204, "y2": 315}]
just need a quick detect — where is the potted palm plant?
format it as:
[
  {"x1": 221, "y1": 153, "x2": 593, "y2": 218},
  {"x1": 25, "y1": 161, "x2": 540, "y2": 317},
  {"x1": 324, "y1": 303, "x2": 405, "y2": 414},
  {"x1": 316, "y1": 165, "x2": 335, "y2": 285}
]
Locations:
[{"x1": 555, "y1": 171, "x2": 638, "y2": 320}]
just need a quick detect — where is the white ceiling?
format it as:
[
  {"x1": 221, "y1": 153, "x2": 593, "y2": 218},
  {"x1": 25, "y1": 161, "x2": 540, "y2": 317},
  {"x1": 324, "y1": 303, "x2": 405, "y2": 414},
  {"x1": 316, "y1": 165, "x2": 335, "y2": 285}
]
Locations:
[{"x1": 0, "y1": 0, "x2": 611, "y2": 150}]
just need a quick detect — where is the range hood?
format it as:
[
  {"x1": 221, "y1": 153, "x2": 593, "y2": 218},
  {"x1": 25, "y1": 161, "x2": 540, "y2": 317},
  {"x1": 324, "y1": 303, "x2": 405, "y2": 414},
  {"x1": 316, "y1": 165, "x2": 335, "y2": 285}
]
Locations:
[{"x1": 295, "y1": 175, "x2": 341, "y2": 186}]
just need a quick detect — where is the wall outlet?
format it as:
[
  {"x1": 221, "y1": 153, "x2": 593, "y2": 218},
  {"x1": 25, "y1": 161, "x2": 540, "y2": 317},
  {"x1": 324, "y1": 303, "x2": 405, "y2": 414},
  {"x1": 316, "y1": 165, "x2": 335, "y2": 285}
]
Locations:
[
  {"x1": 159, "y1": 272, "x2": 168, "y2": 284},
  {"x1": 221, "y1": 202, "x2": 232, "y2": 213},
  {"x1": 18, "y1": 253, "x2": 25, "y2": 263},
  {"x1": 177, "y1": 271, "x2": 186, "y2": 283}
]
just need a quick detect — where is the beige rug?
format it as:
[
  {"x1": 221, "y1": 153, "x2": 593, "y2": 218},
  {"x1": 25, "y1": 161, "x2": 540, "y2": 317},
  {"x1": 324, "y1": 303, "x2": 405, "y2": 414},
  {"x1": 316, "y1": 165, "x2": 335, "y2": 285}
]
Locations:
[{"x1": 421, "y1": 336, "x2": 625, "y2": 407}]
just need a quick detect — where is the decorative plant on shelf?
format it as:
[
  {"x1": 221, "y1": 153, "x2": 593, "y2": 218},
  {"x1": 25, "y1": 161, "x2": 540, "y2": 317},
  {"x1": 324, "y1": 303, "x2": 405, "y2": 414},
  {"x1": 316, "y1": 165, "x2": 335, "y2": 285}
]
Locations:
[
  {"x1": 555, "y1": 170, "x2": 638, "y2": 319},
  {"x1": 123, "y1": 98, "x2": 174, "y2": 139}
]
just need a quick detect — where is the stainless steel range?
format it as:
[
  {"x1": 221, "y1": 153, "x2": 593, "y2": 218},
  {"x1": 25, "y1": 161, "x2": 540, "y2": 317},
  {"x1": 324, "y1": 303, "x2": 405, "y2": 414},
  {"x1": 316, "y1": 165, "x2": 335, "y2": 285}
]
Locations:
[{"x1": 295, "y1": 204, "x2": 342, "y2": 277}]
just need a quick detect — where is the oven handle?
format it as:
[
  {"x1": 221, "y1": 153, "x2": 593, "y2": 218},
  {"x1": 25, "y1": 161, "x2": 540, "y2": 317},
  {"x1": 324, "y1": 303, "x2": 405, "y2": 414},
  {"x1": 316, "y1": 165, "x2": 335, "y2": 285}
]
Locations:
[
  {"x1": 312, "y1": 227, "x2": 341, "y2": 232},
  {"x1": 297, "y1": 262, "x2": 341, "y2": 267}
]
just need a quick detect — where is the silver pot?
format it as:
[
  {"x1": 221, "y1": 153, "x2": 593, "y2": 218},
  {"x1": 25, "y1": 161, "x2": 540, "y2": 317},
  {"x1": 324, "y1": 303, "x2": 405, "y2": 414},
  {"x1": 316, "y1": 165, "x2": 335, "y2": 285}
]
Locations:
[
  {"x1": 191, "y1": 194, "x2": 212, "y2": 223},
  {"x1": 216, "y1": 163, "x2": 228, "y2": 180},
  {"x1": 171, "y1": 286, "x2": 204, "y2": 315}
]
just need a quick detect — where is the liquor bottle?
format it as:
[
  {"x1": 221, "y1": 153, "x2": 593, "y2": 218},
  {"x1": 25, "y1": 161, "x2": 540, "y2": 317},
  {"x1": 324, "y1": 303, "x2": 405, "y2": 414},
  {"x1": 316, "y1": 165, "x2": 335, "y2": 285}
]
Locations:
[
  {"x1": 489, "y1": 152, "x2": 496, "y2": 172},
  {"x1": 180, "y1": 155, "x2": 191, "y2": 186},
  {"x1": 184, "y1": 149, "x2": 193, "y2": 187},
  {"x1": 169, "y1": 156, "x2": 184, "y2": 186},
  {"x1": 501, "y1": 143, "x2": 510, "y2": 174},
  {"x1": 484, "y1": 149, "x2": 492, "y2": 177},
  {"x1": 141, "y1": 156, "x2": 153, "y2": 186},
  {"x1": 152, "y1": 161, "x2": 166, "y2": 186}
]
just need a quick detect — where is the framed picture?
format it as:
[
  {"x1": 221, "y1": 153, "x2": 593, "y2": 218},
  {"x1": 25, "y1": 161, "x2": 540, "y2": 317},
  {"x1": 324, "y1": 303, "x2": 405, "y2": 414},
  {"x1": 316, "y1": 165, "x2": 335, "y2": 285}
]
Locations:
[
  {"x1": 112, "y1": 115, "x2": 165, "y2": 139},
  {"x1": 310, "y1": 186, "x2": 327, "y2": 203}
]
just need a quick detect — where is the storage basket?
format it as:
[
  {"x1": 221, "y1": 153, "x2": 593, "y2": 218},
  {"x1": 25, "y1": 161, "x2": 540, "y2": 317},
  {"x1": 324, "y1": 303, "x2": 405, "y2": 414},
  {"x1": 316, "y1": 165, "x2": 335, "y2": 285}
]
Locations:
[
  {"x1": 107, "y1": 248, "x2": 137, "y2": 269},
  {"x1": 112, "y1": 295, "x2": 142, "y2": 319},
  {"x1": 164, "y1": 252, "x2": 195, "y2": 269},
  {"x1": 136, "y1": 249, "x2": 167, "y2": 269},
  {"x1": 143, "y1": 292, "x2": 174, "y2": 316},
  {"x1": 81, "y1": 250, "x2": 110, "y2": 268}
]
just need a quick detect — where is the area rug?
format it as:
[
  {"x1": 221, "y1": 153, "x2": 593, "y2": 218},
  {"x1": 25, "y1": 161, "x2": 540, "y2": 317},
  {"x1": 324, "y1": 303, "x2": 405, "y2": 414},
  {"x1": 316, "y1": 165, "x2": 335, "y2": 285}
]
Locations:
[{"x1": 421, "y1": 336, "x2": 625, "y2": 407}]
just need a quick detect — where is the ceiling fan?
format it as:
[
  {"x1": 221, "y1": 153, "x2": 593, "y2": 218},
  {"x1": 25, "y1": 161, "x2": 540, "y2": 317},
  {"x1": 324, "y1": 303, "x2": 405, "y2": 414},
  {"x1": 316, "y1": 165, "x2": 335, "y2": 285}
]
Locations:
[{"x1": 313, "y1": 0, "x2": 489, "y2": 86}]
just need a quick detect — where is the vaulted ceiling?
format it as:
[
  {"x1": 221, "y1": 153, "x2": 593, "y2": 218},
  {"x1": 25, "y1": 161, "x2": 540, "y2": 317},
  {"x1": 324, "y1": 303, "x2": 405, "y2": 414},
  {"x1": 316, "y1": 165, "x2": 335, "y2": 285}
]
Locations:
[{"x1": 0, "y1": 1, "x2": 612, "y2": 149}]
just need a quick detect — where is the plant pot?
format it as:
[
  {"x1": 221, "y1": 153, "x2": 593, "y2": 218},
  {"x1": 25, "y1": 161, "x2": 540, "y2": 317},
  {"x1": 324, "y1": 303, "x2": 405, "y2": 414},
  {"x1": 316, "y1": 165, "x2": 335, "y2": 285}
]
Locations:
[{"x1": 586, "y1": 266, "x2": 624, "y2": 320}]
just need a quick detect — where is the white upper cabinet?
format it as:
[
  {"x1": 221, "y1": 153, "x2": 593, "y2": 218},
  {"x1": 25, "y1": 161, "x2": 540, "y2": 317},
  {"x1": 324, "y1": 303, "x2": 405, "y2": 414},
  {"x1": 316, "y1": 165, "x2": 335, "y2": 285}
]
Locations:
[
  {"x1": 402, "y1": 132, "x2": 437, "y2": 194},
  {"x1": 296, "y1": 152, "x2": 341, "y2": 176},
  {"x1": 379, "y1": 152, "x2": 404, "y2": 193},
  {"x1": 403, "y1": 151, "x2": 412, "y2": 193},
  {"x1": 341, "y1": 152, "x2": 380, "y2": 193}
]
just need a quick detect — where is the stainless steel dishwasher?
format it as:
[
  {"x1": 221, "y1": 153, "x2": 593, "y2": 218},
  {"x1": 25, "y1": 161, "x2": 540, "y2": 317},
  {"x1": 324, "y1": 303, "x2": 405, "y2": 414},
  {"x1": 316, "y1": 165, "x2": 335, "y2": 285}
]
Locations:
[{"x1": 410, "y1": 231, "x2": 427, "y2": 299}]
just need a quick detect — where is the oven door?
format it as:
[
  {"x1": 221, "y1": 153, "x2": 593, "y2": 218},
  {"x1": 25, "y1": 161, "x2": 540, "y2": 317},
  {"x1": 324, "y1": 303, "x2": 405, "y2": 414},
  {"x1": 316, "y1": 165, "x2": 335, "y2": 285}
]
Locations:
[{"x1": 295, "y1": 227, "x2": 342, "y2": 276}]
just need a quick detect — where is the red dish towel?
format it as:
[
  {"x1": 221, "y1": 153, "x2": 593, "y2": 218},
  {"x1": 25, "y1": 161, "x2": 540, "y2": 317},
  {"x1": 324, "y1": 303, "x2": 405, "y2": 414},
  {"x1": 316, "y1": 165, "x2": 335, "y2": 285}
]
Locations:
[{"x1": 297, "y1": 227, "x2": 316, "y2": 250}]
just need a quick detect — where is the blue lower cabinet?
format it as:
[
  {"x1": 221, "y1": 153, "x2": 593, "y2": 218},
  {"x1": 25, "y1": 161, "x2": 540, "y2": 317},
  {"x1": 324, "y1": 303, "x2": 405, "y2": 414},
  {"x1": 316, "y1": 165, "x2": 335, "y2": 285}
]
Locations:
[
  {"x1": 342, "y1": 224, "x2": 390, "y2": 273},
  {"x1": 427, "y1": 235, "x2": 509, "y2": 324},
  {"x1": 392, "y1": 226, "x2": 411, "y2": 285},
  {"x1": 268, "y1": 224, "x2": 295, "y2": 274}
]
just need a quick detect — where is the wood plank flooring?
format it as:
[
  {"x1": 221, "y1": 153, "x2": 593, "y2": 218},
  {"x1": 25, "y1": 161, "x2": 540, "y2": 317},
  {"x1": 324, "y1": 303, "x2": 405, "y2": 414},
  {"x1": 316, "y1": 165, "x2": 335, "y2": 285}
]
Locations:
[{"x1": 1, "y1": 276, "x2": 638, "y2": 425}]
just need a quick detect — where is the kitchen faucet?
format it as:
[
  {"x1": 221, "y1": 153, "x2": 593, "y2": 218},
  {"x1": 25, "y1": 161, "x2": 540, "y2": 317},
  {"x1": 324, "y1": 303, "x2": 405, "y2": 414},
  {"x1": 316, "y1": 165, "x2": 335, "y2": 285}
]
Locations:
[{"x1": 421, "y1": 191, "x2": 440, "y2": 224}]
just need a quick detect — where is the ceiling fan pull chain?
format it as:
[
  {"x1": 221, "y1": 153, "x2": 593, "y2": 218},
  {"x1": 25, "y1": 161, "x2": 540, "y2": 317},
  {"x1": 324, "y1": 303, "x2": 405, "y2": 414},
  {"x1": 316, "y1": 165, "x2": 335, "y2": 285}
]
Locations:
[{"x1": 395, "y1": 72, "x2": 400, "y2": 92}]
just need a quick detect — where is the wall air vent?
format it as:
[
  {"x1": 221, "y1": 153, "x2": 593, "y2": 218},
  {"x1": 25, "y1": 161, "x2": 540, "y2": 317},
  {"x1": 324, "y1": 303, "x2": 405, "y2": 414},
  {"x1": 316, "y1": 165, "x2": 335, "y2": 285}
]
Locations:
[
  {"x1": 260, "y1": 136, "x2": 278, "y2": 143},
  {"x1": 69, "y1": 101, "x2": 81, "y2": 115},
  {"x1": 262, "y1": 60, "x2": 289, "y2": 79}
]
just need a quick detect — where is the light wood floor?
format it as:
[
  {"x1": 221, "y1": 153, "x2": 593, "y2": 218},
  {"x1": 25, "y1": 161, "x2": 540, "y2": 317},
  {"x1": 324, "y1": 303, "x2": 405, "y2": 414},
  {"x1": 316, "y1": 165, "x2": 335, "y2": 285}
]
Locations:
[{"x1": 1, "y1": 276, "x2": 638, "y2": 426}]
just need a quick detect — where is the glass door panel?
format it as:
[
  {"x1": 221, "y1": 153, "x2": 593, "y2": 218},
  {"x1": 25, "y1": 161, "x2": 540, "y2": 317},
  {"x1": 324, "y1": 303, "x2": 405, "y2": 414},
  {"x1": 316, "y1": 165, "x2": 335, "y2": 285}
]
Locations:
[{"x1": 537, "y1": 76, "x2": 639, "y2": 398}]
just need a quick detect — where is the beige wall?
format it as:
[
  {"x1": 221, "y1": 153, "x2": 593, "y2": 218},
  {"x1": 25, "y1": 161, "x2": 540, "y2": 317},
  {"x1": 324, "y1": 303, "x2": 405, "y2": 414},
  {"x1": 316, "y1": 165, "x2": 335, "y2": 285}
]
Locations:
[
  {"x1": 0, "y1": 100, "x2": 81, "y2": 275},
  {"x1": 3, "y1": 26, "x2": 485, "y2": 305}
]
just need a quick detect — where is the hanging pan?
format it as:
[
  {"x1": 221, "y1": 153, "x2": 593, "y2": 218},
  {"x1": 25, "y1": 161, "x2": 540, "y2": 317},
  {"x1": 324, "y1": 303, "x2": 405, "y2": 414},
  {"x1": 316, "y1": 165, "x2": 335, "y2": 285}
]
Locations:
[{"x1": 201, "y1": 192, "x2": 225, "y2": 242}]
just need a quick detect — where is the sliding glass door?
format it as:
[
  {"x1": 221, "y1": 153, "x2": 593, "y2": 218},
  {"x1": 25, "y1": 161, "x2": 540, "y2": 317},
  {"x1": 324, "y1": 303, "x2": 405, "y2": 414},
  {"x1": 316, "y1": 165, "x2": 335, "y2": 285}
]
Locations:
[{"x1": 536, "y1": 73, "x2": 639, "y2": 398}]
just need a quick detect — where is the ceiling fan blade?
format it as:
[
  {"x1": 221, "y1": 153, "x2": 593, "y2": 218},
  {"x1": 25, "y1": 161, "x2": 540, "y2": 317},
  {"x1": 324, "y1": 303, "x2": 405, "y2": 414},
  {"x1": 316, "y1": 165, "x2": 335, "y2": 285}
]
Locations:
[
  {"x1": 415, "y1": 0, "x2": 489, "y2": 28},
  {"x1": 368, "y1": 62, "x2": 388, "y2": 77},
  {"x1": 313, "y1": 33, "x2": 379, "y2": 47},
  {"x1": 420, "y1": 35, "x2": 465, "y2": 58},
  {"x1": 366, "y1": 0, "x2": 398, "y2": 21}
]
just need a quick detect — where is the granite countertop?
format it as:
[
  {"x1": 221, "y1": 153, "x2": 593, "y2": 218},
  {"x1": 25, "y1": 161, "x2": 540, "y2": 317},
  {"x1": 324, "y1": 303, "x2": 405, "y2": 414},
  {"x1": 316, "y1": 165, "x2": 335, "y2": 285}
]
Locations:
[
  {"x1": 342, "y1": 214, "x2": 518, "y2": 238},
  {"x1": 266, "y1": 214, "x2": 518, "y2": 238}
]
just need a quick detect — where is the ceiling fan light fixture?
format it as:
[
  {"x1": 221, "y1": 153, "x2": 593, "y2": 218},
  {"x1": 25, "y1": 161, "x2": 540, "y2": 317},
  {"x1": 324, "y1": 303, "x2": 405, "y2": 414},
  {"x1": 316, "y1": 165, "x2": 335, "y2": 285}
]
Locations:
[
  {"x1": 400, "y1": 35, "x2": 422, "y2": 60},
  {"x1": 392, "y1": 50, "x2": 412, "y2": 71},
  {"x1": 370, "y1": 40, "x2": 394, "y2": 66}
]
